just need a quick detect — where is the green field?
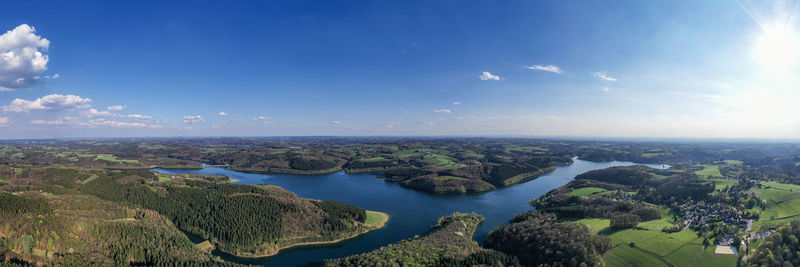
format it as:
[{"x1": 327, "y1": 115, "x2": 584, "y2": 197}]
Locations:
[
  {"x1": 360, "y1": 157, "x2": 389, "y2": 162},
  {"x1": 461, "y1": 151, "x2": 485, "y2": 159},
  {"x1": 763, "y1": 181, "x2": 800, "y2": 191},
  {"x1": 422, "y1": 154, "x2": 458, "y2": 169},
  {"x1": 663, "y1": 241, "x2": 736, "y2": 267},
  {"x1": 709, "y1": 178, "x2": 738, "y2": 190},
  {"x1": 81, "y1": 174, "x2": 100, "y2": 184},
  {"x1": 574, "y1": 220, "x2": 734, "y2": 267},
  {"x1": 394, "y1": 148, "x2": 435, "y2": 158},
  {"x1": 365, "y1": 210, "x2": 387, "y2": 226},
  {"x1": 569, "y1": 187, "x2": 608, "y2": 197},
  {"x1": 694, "y1": 165, "x2": 722, "y2": 178},
  {"x1": 753, "y1": 182, "x2": 800, "y2": 219},
  {"x1": 604, "y1": 245, "x2": 668, "y2": 267},
  {"x1": 575, "y1": 218, "x2": 611, "y2": 233},
  {"x1": 722, "y1": 159, "x2": 743, "y2": 165},
  {"x1": 157, "y1": 175, "x2": 173, "y2": 182},
  {"x1": 637, "y1": 218, "x2": 674, "y2": 230},
  {"x1": 195, "y1": 240, "x2": 214, "y2": 252},
  {"x1": 95, "y1": 154, "x2": 139, "y2": 163},
  {"x1": 435, "y1": 175, "x2": 468, "y2": 181},
  {"x1": 641, "y1": 152, "x2": 666, "y2": 158}
]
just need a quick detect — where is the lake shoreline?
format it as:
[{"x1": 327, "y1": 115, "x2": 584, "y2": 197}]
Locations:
[
  {"x1": 217, "y1": 211, "x2": 390, "y2": 259},
  {"x1": 155, "y1": 159, "x2": 667, "y2": 266}
]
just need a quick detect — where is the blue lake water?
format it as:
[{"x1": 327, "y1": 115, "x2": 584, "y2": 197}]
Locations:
[{"x1": 154, "y1": 158, "x2": 668, "y2": 266}]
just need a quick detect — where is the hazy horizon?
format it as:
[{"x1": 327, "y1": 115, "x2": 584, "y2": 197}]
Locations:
[{"x1": 3, "y1": 1, "x2": 800, "y2": 139}]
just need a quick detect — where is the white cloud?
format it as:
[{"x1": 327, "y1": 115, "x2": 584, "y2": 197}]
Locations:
[
  {"x1": 127, "y1": 114, "x2": 152, "y2": 120},
  {"x1": 89, "y1": 119, "x2": 148, "y2": 128},
  {"x1": 30, "y1": 118, "x2": 73, "y2": 125},
  {"x1": 404, "y1": 110, "x2": 410, "y2": 114},
  {"x1": 183, "y1": 115, "x2": 205, "y2": 124},
  {"x1": 602, "y1": 87, "x2": 610, "y2": 92},
  {"x1": 34, "y1": 73, "x2": 59, "y2": 80},
  {"x1": 453, "y1": 101, "x2": 461, "y2": 105},
  {"x1": 593, "y1": 72, "x2": 618, "y2": 82},
  {"x1": 107, "y1": 105, "x2": 125, "y2": 111},
  {"x1": 524, "y1": 64, "x2": 563, "y2": 73},
  {"x1": 218, "y1": 111, "x2": 228, "y2": 116},
  {"x1": 3, "y1": 94, "x2": 92, "y2": 113},
  {"x1": 0, "y1": 24, "x2": 51, "y2": 90},
  {"x1": 331, "y1": 120, "x2": 342, "y2": 124},
  {"x1": 86, "y1": 108, "x2": 113, "y2": 117},
  {"x1": 433, "y1": 108, "x2": 451, "y2": 113},
  {"x1": 252, "y1": 116, "x2": 271, "y2": 124},
  {"x1": 0, "y1": 117, "x2": 8, "y2": 126},
  {"x1": 420, "y1": 121, "x2": 435, "y2": 126},
  {"x1": 479, "y1": 71, "x2": 500, "y2": 80}
]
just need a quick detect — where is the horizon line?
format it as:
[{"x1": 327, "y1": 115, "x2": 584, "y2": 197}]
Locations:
[{"x1": 2, "y1": 135, "x2": 800, "y2": 143}]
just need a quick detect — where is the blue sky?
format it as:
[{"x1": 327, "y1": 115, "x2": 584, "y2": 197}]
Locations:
[{"x1": 1, "y1": 0, "x2": 800, "y2": 139}]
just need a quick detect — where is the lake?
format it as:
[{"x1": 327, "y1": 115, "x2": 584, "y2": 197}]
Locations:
[{"x1": 154, "y1": 158, "x2": 667, "y2": 266}]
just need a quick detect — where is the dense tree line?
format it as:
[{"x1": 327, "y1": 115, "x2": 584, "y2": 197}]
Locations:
[
  {"x1": 443, "y1": 163, "x2": 545, "y2": 185},
  {"x1": 0, "y1": 193, "x2": 52, "y2": 216},
  {"x1": 400, "y1": 174, "x2": 495, "y2": 194},
  {"x1": 379, "y1": 168, "x2": 432, "y2": 180},
  {"x1": 436, "y1": 250, "x2": 520, "y2": 267},
  {"x1": 289, "y1": 156, "x2": 340, "y2": 171},
  {"x1": 93, "y1": 222, "x2": 209, "y2": 265},
  {"x1": 639, "y1": 175, "x2": 715, "y2": 204},
  {"x1": 484, "y1": 211, "x2": 611, "y2": 267},
  {"x1": 346, "y1": 158, "x2": 396, "y2": 169},
  {"x1": 574, "y1": 165, "x2": 658, "y2": 186},
  {"x1": 570, "y1": 165, "x2": 715, "y2": 205},
  {"x1": 77, "y1": 170, "x2": 366, "y2": 255},
  {"x1": 749, "y1": 220, "x2": 800, "y2": 266},
  {"x1": 325, "y1": 213, "x2": 507, "y2": 267},
  {"x1": 80, "y1": 172, "x2": 289, "y2": 250},
  {"x1": 314, "y1": 200, "x2": 366, "y2": 232},
  {"x1": 534, "y1": 191, "x2": 661, "y2": 220},
  {"x1": 610, "y1": 213, "x2": 641, "y2": 229}
]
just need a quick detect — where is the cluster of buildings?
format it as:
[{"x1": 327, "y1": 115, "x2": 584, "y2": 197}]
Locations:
[{"x1": 681, "y1": 203, "x2": 746, "y2": 230}]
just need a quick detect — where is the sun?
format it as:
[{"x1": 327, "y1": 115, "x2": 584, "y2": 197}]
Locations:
[{"x1": 753, "y1": 22, "x2": 800, "y2": 72}]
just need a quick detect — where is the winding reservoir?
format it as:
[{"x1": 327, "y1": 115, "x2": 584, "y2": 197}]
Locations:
[{"x1": 154, "y1": 158, "x2": 667, "y2": 266}]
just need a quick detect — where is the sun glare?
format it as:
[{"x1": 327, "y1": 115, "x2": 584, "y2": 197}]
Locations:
[{"x1": 754, "y1": 23, "x2": 800, "y2": 71}]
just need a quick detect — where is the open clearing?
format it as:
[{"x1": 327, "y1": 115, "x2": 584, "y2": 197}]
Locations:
[
  {"x1": 195, "y1": 240, "x2": 214, "y2": 252},
  {"x1": 752, "y1": 182, "x2": 800, "y2": 220},
  {"x1": 575, "y1": 219, "x2": 736, "y2": 267},
  {"x1": 694, "y1": 164, "x2": 722, "y2": 178},
  {"x1": 569, "y1": 187, "x2": 608, "y2": 197},
  {"x1": 95, "y1": 154, "x2": 140, "y2": 163},
  {"x1": 713, "y1": 245, "x2": 736, "y2": 255},
  {"x1": 365, "y1": 210, "x2": 389, "y2": 227}
]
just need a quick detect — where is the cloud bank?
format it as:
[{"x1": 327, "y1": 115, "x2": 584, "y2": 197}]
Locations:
[
  {"x1": 524, "y1": 64, "x2": 563, "y2": 73},
  {"x1": 183, "y1": 115, "x2": 205, "y2": 123},
  {"x1": 2, "y1": 94, "x2": 92, "y2": 112},
  {"x1": 0, "y1": 24, "x2": 51, "y2": 90}
]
